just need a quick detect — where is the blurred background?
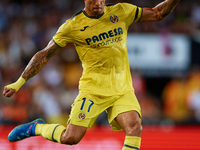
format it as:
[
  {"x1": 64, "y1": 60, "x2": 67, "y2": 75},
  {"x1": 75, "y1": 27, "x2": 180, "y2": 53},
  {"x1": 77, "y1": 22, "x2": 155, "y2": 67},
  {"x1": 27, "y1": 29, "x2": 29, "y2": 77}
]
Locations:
[{"x1": 0, "y1": 0, "x2": 200, "y2": 149}]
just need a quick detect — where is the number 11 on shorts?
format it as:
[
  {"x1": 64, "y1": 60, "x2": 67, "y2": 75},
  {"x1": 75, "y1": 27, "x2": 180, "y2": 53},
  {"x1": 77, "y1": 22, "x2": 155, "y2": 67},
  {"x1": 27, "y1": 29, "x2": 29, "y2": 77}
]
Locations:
[{"x1": 80, "y1": 98, "x2": 94, "y2": 112}]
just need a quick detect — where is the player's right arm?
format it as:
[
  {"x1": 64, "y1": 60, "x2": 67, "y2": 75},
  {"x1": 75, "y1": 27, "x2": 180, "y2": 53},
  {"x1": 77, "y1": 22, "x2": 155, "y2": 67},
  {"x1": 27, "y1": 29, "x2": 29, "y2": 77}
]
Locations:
[{"x1": 3, "y1": 40, "x2": 62, "y2": 98}]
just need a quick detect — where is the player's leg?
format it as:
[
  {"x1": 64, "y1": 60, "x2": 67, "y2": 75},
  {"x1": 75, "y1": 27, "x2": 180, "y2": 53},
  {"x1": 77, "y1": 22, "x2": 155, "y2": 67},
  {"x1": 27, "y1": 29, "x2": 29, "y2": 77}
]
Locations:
[
  {"x1": 115, "y1": 110, "x2": 142, "y2": 150},
  {"x1": 8, "y1": 118, "x2": 87, "y2": 145},
  {"x1": 8, "y1": 91, "x2": 106, "y2": 144},
  {"x1": 107, "y1": 90, "x2": 142, "y2": 150},
  {"x1": 35, "y1": 121, "x2": 87, "y2": 145}
]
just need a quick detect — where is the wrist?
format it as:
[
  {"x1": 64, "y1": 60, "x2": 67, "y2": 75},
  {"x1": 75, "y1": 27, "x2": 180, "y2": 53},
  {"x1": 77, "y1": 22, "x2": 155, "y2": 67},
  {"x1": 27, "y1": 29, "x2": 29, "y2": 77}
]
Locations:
[{"x1": 7, "y1": 77, "x2": 26, "y2": 92}]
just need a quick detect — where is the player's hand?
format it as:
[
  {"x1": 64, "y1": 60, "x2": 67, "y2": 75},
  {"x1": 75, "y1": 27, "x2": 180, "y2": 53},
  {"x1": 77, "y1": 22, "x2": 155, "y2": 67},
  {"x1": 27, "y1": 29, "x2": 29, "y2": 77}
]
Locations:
[
  {"x1": 3, "y1": 86, "x2": 16, "y2": 97},
  {"x1": 3, "y1": 77, "x2": 26, "y2": 97}
]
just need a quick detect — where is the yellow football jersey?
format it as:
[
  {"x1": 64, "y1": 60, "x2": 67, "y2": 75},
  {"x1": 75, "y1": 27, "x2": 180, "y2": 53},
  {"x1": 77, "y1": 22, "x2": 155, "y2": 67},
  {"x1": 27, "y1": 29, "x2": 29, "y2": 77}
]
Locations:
[{"x1": 53, "y1": 3, "x2": 142, "y2": 96}]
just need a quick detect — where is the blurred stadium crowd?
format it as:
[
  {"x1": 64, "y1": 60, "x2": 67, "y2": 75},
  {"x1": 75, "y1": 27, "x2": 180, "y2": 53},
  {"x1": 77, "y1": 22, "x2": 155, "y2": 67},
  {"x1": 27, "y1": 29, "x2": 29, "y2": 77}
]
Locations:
[{"x1": 0, "y1": 0, "x2": 200, "y2": 126}]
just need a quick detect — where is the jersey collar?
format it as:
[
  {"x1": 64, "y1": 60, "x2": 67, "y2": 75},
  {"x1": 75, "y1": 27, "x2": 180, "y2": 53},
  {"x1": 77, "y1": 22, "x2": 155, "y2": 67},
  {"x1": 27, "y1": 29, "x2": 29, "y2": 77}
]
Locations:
[{"x1": 83, "y1": 10, "x2": 104, "y2": 19}]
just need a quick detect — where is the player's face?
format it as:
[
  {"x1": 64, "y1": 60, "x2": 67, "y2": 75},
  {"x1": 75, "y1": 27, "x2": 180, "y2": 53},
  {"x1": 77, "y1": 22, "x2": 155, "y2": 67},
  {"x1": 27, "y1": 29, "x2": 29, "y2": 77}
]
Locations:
[{"x1": 84, "y1": 0, "x2": 105, "y2": 17}]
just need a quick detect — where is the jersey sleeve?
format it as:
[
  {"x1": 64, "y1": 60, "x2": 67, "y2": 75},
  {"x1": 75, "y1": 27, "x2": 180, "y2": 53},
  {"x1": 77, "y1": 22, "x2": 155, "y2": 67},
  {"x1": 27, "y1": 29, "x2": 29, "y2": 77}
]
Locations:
[
  {"x1": 53, "y1": 20, "x2": 73, "y2": 47},
  {"x1": 120, "y1": 3, "x2": 142, "y2": 26}
]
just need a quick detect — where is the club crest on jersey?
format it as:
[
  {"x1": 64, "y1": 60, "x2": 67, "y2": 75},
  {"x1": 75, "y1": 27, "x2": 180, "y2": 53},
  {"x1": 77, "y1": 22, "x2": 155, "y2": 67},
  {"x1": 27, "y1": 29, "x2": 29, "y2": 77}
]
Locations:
[
  {"x1": 78, "y1": 113, "x2": 86, "y2": 120},
  {"x1": 110, "y1": 15, "x2": 119, "y2": 23}
]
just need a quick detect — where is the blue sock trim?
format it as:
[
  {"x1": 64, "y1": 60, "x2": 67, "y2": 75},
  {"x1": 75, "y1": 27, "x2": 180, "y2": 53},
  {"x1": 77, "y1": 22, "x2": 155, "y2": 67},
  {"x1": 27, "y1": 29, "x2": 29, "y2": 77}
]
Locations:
[
  {"x1": 30, "y1": 119, "x2": 45, "y2": 136},
  {"x1": 124, "y1": 144, "x2": 140, "y2": 150}
]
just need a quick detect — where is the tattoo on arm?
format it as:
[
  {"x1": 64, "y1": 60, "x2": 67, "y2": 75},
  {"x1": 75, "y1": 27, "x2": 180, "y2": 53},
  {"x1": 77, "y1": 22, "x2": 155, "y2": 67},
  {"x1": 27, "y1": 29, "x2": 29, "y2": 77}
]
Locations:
[
  {"x1": 47, "y1": 42, "x2": 61, "y2": 59},
  {"x1": 156, "y1": 0, "x2": 180, "y2": 18},
  {"x1": 22, "y1": 41, "x2": 61, "y2": 81}
]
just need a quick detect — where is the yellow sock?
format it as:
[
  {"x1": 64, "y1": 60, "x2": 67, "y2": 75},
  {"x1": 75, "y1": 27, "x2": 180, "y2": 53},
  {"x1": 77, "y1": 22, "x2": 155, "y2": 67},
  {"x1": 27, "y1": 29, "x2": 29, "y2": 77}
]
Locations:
[
  {"x1": 35, "y1": 124, "x2": 66, "y2": 143},
  {"x1": 122, "y1": 136, "x2": 141, "y2": 150}
]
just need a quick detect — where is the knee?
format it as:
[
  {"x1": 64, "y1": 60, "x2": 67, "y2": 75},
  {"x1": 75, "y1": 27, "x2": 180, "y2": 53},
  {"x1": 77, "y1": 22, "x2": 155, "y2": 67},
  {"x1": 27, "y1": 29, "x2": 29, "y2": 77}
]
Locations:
[
  {"x1": 125, "y1": 120, "x2": 143, "y2": 136},
  {"x1": 59, "y1": 123, "x2": 86, "y2": 145},
  {"x1": 60, "y1": 135, "x2": 81, "y2": 145}
]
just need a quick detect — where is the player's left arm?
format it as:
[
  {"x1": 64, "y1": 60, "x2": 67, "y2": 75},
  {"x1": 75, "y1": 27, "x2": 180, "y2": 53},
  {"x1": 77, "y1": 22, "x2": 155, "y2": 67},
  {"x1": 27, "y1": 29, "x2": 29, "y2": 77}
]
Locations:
[{"x1": 139, "y1": 0, "x2": 180, "y2": 22}]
